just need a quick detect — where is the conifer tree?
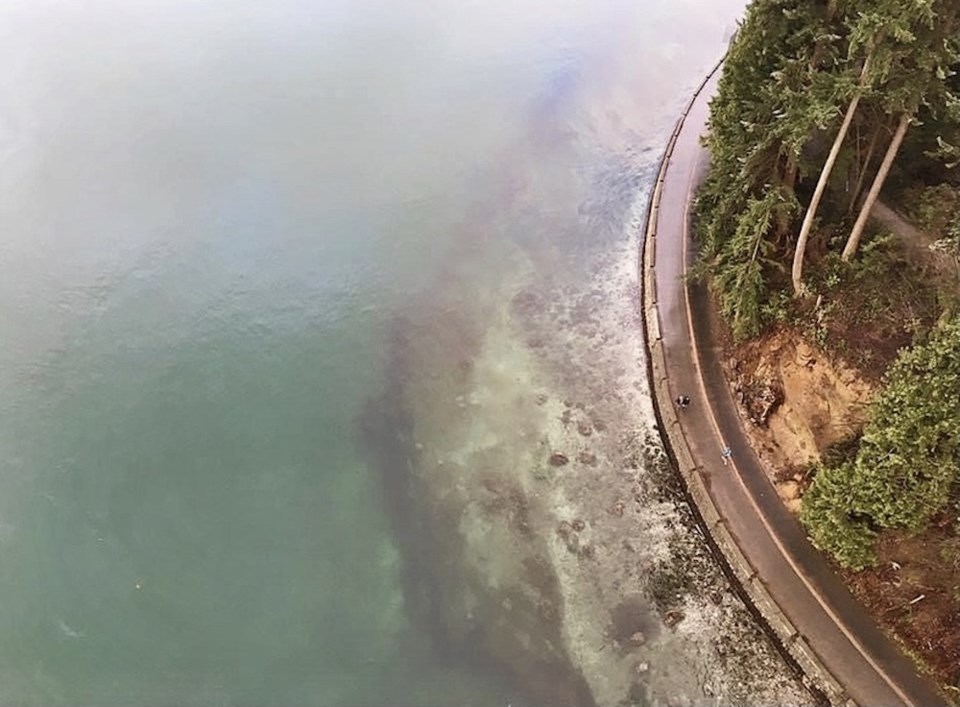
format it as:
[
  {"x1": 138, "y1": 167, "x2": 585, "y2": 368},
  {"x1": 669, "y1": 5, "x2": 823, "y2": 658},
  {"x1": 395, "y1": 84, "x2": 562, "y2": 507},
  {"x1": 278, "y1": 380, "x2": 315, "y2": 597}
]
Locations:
[
  {"x1": 791, "y1": 51, "x2": 872, "y2": 295},
  {"x1": 698, "y1": 0, "x2": 838, "y2": 335},
  {"x1": 801, "y1": 318, "x2": 960, "y2": 568},
  {"x1": 842, "y1": 0, "x2": 960, "y2": 260}
]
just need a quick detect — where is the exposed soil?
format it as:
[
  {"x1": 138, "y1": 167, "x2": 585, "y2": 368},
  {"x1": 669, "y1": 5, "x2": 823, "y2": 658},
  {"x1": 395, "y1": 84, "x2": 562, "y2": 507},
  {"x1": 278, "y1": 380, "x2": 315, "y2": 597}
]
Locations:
[{"x1": 715, "y1": 321, "x2": 874, "y2": 497}]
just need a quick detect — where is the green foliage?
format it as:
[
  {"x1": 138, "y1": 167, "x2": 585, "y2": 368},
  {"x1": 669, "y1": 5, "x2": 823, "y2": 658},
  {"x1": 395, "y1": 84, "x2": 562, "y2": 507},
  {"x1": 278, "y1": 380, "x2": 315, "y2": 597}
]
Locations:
[
  {"x1": 709, "y1": 189, "x2": 791, "y2": 339},
  {"x1": 940, "y1": 216, "x2": 960, "y2": 265},
  {"x1": 800, "y1": 461, "x2": 878, "y2": 570},
  {"x1": 854, "y1": 318, "x2": 960, "y2": 527},
  {"x1": 809, "y1": 232, "x2": 913, "y2": 299},
  {"x1": 850, "y1": 0, "x2": 960, "y2": 119},
  {"x1": 698, "y1": 0, "x2": 960, "y2": 335},
  {"x1": 701, "y1": 0, "x2": 960, "y2": 571},
  {"x1": 760, "y1": 290, "x2": 793, "y2": 326},
  {"x1": 695, "y1": 0, "x2": 823, "y2": 338},
  {"x1": 903, "y1": 183, "x2": 960, "y2": 236},
  {"x1": 801, "y1": 318, "x2": 960, "y2": 567}
]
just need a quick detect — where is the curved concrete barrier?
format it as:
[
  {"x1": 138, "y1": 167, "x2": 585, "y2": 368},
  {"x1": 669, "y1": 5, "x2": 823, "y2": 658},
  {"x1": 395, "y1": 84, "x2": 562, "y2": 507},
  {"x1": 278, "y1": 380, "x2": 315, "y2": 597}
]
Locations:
[{"x1": 639, "y1": 60, "x2": 856, "y2": 707}]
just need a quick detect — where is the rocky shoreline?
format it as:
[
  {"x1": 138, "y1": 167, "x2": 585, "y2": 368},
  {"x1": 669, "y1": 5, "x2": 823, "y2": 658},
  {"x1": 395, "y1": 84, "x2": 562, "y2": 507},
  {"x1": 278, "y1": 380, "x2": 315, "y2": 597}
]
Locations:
[{"x1": 360, "y1": 173, "x2": 818, "y2": 705}]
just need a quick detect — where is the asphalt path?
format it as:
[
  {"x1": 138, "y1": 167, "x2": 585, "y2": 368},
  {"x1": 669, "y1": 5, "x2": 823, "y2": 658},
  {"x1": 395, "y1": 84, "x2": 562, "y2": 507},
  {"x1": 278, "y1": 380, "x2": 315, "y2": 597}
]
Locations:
[{"x1": 651, "y1": 67, "x2": 948, "y2": 707}]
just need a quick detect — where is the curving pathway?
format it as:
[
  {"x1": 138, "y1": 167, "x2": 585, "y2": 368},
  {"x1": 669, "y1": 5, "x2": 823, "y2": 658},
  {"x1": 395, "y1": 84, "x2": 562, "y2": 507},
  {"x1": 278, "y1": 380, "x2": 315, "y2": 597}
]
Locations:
[{"x1": 641, "y1": 64, "x2": 949, "y2": 707}]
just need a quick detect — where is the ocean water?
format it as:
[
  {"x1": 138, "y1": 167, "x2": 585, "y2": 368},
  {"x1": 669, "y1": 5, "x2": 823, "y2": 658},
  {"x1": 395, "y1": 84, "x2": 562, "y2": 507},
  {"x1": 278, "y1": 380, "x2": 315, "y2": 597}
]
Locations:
[{"x1": 0, "y1": 1, "x2": 745, "y2": 705}]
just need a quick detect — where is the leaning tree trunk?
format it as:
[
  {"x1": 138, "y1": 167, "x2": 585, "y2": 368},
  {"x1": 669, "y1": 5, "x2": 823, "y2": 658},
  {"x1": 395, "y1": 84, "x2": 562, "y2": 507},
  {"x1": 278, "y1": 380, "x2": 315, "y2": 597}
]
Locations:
[
  {"x1": 792, "y1": 54, "x2": 872, "y2": 296},
  {"x1": 842, "y1": 113, "x2": 911, "y2": 262},
  {"x1": 847, "y1": 121, "x2": 883, "y2": 213}
]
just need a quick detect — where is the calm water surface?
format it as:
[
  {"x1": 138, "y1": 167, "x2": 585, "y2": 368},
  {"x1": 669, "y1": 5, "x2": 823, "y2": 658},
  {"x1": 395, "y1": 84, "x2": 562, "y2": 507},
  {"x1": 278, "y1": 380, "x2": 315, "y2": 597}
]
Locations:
[{"x1": 0, "y1": 1, "x2": 742, "y2": 704}]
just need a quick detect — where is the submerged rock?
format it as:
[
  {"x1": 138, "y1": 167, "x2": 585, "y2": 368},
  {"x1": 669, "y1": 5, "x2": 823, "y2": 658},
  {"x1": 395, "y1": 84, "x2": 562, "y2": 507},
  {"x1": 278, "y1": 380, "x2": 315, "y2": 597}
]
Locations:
[{"x1": 361, "y1": 218, "x2": 817, "y2": 707}]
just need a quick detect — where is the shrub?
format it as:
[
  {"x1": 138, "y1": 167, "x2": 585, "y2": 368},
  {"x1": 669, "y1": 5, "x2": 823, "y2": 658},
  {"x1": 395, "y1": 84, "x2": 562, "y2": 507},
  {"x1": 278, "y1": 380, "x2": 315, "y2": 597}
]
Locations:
[
  {"x1": 801, "y1": 317, "x2": 960, "y2": 567},
  {"x1": 801, "y1": 461, "x2": 878, "y2": 570}
]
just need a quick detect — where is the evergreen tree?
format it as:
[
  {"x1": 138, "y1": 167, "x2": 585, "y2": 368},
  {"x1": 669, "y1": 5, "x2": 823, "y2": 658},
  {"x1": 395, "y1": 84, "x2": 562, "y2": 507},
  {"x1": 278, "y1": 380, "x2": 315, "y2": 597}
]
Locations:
[
  {"x1": 700, "y1": 0, "x2": 960, "y2": 324},
  {"x1": 801, "y1": 318, "x2": 960, "y2": 568},
  {"x1": 698, "y1": 0, "x2": 960, "y2": 575},
  {"x1": 791, "y1": 52, "x2": 871, "y2": 295},
  {"x1": 697, "y1": 0, "x2": 838, "y2": 337},
  {"x1": 842, "y1": 0, "x2": 960, "y2": 260}
]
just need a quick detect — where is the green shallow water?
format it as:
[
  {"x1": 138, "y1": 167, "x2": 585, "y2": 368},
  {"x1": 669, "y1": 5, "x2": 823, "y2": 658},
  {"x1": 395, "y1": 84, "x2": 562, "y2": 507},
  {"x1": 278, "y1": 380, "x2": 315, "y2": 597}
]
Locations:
[{"x1": 0, "y1": 0, "x2": 743, "y2": 704}]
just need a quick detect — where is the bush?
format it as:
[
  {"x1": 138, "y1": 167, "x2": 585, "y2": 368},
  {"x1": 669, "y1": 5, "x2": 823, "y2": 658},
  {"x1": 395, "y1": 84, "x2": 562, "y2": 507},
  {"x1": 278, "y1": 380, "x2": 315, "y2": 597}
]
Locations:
[
  {"x1": 801, "y1": 461, "x2": 878, "y2": 570},
  {"x1": 904, "y1": 183, "x2": 960, "y2": 237},
  {"x1": 801, "y1": 317, "x2": 960, "y2": 567},
  {"x1": 852, "y1": 317, "x2": 960, "y2": 528}
]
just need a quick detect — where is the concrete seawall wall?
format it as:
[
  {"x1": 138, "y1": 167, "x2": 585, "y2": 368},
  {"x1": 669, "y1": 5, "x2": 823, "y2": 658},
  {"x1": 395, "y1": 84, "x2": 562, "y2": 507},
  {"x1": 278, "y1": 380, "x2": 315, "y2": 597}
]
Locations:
[{"x1": 638, "y1": 60, "x2": 856, "y2": 707}]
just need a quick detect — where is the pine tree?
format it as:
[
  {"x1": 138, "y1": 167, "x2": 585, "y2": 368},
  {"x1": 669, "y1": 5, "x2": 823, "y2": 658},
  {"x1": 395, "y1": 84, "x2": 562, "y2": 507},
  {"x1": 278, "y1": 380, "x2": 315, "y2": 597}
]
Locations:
[
  {"x1": 791, "y1": 53, "x2": 872, "y2": 295},
  {"x1": 842, "y1": 0, "x2": 960, "y2": 260},
  {"x1": 699, "y1": 0, "x2": 959, "y2": 329},
  {"x1": 697, "y1": 0, "x2": 838, "y2": 336}
]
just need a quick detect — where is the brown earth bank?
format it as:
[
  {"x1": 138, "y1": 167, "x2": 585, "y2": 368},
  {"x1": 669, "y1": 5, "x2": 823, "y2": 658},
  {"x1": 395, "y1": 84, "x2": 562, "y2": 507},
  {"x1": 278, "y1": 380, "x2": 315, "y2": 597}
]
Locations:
[
  {"x1": 839, "y1": 518, "x2": 960, "y2": 693},
  {"x1": 708, "y1": 296, "x2": 960, "y2": 695}
]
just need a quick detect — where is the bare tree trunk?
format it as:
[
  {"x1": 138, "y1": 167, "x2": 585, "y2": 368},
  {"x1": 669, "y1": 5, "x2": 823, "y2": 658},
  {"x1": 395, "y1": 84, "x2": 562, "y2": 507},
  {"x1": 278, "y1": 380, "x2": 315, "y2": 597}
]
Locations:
[
  {"x1": 847, "y1": 122, "x2": 883, "y2": 213},
  {"x1": 792, "y1": 53, "x2": 872, "y2": 296},
  {"x1": 842, "y1": 113, "x2": 911, "y2": 261}
]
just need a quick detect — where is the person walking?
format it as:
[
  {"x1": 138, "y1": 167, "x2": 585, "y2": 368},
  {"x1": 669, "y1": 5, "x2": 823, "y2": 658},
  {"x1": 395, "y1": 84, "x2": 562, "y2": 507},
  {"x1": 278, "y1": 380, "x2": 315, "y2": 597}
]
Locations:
[
  {"x1": 721, "y1": 446, "x2": 733, "y2": 466},
  {"x1": 675, "y1": 394, "x2": 690, "y2": 409}
]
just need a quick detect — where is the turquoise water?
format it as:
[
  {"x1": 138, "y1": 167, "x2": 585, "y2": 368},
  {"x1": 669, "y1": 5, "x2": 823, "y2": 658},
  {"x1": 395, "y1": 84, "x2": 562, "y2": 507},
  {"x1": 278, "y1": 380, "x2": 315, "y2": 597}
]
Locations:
[{"x1": 0, "y1": 1, "x2": 742, "y2": 704}]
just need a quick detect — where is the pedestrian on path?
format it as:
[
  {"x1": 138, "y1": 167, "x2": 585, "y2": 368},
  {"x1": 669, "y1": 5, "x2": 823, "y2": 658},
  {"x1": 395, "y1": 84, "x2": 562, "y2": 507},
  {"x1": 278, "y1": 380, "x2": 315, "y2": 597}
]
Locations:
[
  {"x1": 675, "y1": 394, "x2": 690, "y2": 409},
  {"x1": 721, "y1": 446, "x2": 733, "y2": 466}
]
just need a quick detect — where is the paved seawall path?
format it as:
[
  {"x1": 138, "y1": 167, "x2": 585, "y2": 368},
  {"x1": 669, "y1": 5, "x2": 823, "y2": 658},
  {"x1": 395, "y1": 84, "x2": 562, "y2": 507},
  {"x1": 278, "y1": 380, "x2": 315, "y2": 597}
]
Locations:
[{"x1": 640, "y1": 63, "x2": 949, "y2": 707}]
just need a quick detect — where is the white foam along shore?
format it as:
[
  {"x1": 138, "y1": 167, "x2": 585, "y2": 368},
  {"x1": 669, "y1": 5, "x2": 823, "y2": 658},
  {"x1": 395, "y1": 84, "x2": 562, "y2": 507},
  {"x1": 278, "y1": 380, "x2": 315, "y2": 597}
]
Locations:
[{"x1": 384, "y1": 162, "x2": 816, "y2": 705}]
